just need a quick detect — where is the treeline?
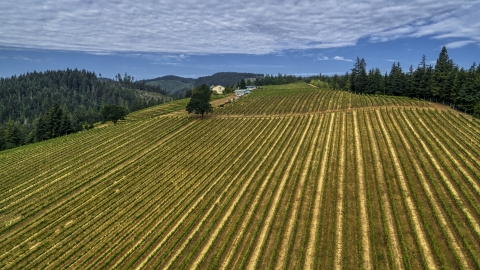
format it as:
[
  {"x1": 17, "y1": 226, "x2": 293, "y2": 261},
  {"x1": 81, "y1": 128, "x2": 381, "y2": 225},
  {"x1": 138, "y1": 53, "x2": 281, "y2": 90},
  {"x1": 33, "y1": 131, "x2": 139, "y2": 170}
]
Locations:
[
  {"x1": 194, "y1": 72, "x2": 264, "y2": 87},
  {"x1": 254, "y1": 74, "x2": 307, "y2": 86},
  {"x1": 0, "y1": 69, "x2": 169, "y2": 150},
  {"x1": 312, "y1": 47, "x2": 480, "y2": 117}
]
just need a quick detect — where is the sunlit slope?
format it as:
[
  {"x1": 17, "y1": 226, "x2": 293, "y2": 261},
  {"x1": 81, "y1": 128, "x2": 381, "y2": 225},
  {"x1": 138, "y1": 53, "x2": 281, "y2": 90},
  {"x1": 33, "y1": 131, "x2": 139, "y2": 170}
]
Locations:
[
  {"x1": 217, "y1": 83, "x2": 428, "y2": 115},
  {"x1": 1, "y1": 83, "x2": 480, "y2": 269}
]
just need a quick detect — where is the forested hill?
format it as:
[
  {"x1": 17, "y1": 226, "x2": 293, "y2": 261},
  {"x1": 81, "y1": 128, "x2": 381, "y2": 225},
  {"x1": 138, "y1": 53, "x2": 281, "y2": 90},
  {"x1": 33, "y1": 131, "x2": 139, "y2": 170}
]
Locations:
[
  {"x1": 0, "y1": 69, "x2": 170, "y2": 150},
  {"x1": 193, "y1": 72, "x2": 263, "y2": 86},
  {"x1": 145, "y1": 72, "x2": 264, "y2": 97},
  {"x1": 144, "y1": 75, "x2": 195, "y2": 97},
  {"x1": 144, "y1": 75, "x2": 195, "y2": 85}
]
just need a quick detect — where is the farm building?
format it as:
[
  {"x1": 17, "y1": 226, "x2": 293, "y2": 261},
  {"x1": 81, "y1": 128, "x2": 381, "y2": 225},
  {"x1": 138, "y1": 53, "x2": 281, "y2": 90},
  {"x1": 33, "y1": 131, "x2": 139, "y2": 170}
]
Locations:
[
  {"x1": 210, "y1": 85, "x2": 225, "y2": 94},
  {"x1": 235, "y1": 89, "x2": 250, "y2": 96},
  {"x1": 246, "y1": 86, "x2": 256, "y2": 90}
]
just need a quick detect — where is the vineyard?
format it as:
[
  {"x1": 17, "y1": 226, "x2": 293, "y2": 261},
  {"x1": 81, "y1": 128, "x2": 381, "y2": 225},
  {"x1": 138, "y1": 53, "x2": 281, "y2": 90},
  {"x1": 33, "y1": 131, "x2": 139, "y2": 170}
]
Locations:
[{"x1": 1, "y1": 82, "x2": 480, "y2": 269}]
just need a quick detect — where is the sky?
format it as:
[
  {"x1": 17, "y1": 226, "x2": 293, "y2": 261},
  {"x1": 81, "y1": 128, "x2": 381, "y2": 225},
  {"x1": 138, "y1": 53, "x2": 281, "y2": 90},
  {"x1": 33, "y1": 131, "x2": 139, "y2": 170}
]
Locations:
[{"x1": 1, "y1": 0, "x2": 479, "y2": 80}]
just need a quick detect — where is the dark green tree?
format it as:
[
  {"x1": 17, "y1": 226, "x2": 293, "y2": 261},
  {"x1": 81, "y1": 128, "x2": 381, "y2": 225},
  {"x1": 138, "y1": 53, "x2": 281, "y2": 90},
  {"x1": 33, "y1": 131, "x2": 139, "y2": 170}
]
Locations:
[
  {"x1": 350, "y1": 57, "x2": 367, "y2": 94},
  {"x1": 35, "y1": 104, "x2": 73, "y2": 141},
  {"x1": 4, "y1": 120, "x2": 23, "y2": 149},
  {"x1": 388, "y1": 62, "x2": 405, "y2": 96},
  {"x1": 473, "y1": 102, "x2": 480, "y2": 119},
  {"x1": 0, "y1": 125, "x2": 5, "y2": 150},
  {"x1": 239, "y1": 79, "x2": 247, "y2": 89},
  {"x1": 404, "y1": 65, "x2": 415, "y2": 98},
  {"x1": 451, "y1": 68, "x2": 467, "y2": 106},
  {"x1": 413, "y1": 55, "x2": 427, "y2": 99},
  {"x1": 185, "y1": 84, "x2": 213, "y2": 117},
  {"x1": 101, "y1": 104, "x2": 128, "y2": 125},
  {"x1": 432, "y1": 46, "x2": 455, "y2": 102}
]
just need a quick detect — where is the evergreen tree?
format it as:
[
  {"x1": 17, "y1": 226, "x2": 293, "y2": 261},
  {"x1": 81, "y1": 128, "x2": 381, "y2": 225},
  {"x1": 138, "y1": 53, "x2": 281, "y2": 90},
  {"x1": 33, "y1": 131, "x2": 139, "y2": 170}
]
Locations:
[
  {"x1": 432, "y1": 46, "x2": 455, "y2": 102},
  {"x1": 451, "y1": 68, "x2": 467, "y2": 106},
  {"x1": 4, "y1": 120, "x2": 23, "y2": 149},
  {"x1": 35, "y1": 103, "x2": 73, "y2": 141},
  {"x1": 59, "y1": 111, "x2": 73, "y2": 135},
  {"x1": 473, "y1": 102, "x2": 480, "y2": 119},
  {"x1": 413, "y1": 55, "x2": 427, "y2": 99},
  {"x1": 350, "y1": 57, "x2": 367, "y2": 94},
  {"x1": 0, "y1": 125, "x2": 5, "y2": 150},
  {"x1": 388, "y1": 62, "x2": 405, "y2": 96},
  {"x1": 239, "y1": 79, "x2": 247, "y2": 89},
  {"x1": 404, "y1": 65, "x2": 415, "y2": 98}
]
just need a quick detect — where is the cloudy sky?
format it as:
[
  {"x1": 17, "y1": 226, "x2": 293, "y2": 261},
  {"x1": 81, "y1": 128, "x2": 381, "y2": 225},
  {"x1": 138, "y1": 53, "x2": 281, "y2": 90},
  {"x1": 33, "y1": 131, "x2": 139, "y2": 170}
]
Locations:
[{"x1": 1, "y1": 0, "x2": 479, "y2": 79}]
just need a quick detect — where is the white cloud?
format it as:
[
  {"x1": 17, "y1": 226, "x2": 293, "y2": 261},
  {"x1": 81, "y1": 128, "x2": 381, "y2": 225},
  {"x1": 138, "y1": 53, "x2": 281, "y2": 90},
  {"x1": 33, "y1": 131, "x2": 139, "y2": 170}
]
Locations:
[
  {"x1": 333, "y1": 56, "x2": 352, "y2": 62},
  {"x1": 443, "y1": 40, "x2": 475, "y2": 49},
  {"x1": 316, "y1": 54, "x2": 329, "y2": 61},
  {"x1": 0, "y1": 0, "x2": 478, "y2": 55},
  {"x1": 13, "y1": 56, "x2": 40, "y2": 62},
  {"x1": 316, "y1": 54, "x2": 352, "y2": 62}
]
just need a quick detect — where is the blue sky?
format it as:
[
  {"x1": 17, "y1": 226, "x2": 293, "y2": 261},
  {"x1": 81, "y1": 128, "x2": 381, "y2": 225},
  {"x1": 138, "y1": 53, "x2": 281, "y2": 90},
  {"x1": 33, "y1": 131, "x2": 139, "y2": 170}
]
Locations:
[{"x1": 1, "y1": 0, "x2": 479, "y2": 80}]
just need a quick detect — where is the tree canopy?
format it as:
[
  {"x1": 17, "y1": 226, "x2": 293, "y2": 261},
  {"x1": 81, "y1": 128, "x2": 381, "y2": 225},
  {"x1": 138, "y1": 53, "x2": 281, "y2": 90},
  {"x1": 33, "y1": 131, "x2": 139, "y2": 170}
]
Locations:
[
  {"x1": 101, "y1": 104, "x2": 128, "y2": 125},
  {"x1": 185, "y1": 84, "x2": 213, "y2": 117},
  {"x1": 312, "y1": 46, "x2": 480, "y2": 117},
  {"x1": 0, "y1": 69, "x2": 170, "y2": 151}
]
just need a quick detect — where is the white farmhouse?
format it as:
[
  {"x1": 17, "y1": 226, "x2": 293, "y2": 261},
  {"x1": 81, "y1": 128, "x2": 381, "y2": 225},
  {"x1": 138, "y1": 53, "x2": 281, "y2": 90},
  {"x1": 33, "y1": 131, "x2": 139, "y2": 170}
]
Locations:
[
  {"x1": 210, "y1": 85, "x2": 225, "y2": 94},
  {"x1": 234, "y1": 89, "x2": 251, "y2": 96}
]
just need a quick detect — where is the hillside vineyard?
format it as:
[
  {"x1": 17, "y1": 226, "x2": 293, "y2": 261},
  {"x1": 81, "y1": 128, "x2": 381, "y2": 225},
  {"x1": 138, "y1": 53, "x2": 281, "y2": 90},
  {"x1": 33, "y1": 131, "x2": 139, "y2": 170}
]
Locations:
[{"x1": 1, "y1": 83, "x2": 480, "y2": 269}]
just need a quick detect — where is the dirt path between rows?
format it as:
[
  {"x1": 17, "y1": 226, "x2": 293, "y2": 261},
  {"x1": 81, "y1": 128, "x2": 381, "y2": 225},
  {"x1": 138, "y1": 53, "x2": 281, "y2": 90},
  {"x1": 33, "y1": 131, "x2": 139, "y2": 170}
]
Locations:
[
  {"x1": 334, "y1": 113, "x2": 347, "y2": 270},
  {"x1": 187, "y1": 118, "x2": 280, "y2": 268},
  {"x1": 246, "y1": 115, "x2": 313, "y2": 269},
  {"x1": 401, "y1": 111, "x2": 480, "y2": 240},
  {"x1": 413, "y1": 110, "x2": 480, "y2": 195},
  {"x1": 304, "y1": 113, "x2": 335, "y2": 269},
  {"x1": 353, "y1": 111, "x2": 372, "y2": 270},
  {"x1": 275, "y1": 115, "x2": 324, "y2": 269},
  {"x1": 161, "y1": 119, "x2": 277, "y2": 269},
  {"x1": 376, "y1": 110, "x2": 436, "y2": 268},
  {"x1": 365, "y1": 111, "x2": 404, "y2": 270},
  {"x1": 219, "y1": 117, "x2": 294, "y2": 269},
  {"x1": 391, "y1": 111, "x2": 470, "y2": 269}
]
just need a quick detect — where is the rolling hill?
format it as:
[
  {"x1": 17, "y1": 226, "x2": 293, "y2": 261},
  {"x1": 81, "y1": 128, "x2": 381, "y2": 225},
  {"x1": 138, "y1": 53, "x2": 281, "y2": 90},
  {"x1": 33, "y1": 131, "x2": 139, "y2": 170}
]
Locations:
[
  {"x1": 144, "y1": 72, "x2": 263, "y2": 97},
  {"x1": 144, "y1": 75, "x2": 195, "y2": 96},
  {"x1": 1, "y1": 82, "x2": 479, "y2": 269},
  {"x1": 0, "y1": 69, "x2": 171, "y2": 150}
]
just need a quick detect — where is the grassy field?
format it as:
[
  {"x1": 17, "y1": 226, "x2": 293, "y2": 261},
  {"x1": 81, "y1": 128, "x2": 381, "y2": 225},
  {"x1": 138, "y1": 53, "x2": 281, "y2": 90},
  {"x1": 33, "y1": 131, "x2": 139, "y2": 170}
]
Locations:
[{"x1": 1, "y1": 82, "x2": 479, "y2": 269}]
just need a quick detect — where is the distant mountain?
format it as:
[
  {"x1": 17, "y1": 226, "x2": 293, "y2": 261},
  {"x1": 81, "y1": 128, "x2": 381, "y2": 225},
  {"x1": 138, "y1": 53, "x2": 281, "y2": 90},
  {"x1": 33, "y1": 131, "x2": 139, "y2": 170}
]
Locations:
[
  {"x1": 97, "y1": 77, "x2": 114, "y2": 83},
  {"x1": 143, "y1": 75, "x2": 195, "y2": 84},
  {"x1": 194, "y1": 72, "x2": 264, "y2": 87},
  {"x1": 144, "y1": 72, "x2": 264, "y2": 97},
  {"x1": 144, "y1": 76, "x2": 195, "y2": 98}
]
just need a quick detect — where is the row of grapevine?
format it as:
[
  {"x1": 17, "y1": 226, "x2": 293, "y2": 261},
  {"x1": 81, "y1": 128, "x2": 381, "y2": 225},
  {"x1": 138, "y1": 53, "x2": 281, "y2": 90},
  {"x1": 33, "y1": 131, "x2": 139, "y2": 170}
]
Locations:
[
  {"x1": 1, "y1": 83, "x2": 479, "y2": 269},
  {"x1": 216, "y1": 83, "x2": 427, "y2": 116}
]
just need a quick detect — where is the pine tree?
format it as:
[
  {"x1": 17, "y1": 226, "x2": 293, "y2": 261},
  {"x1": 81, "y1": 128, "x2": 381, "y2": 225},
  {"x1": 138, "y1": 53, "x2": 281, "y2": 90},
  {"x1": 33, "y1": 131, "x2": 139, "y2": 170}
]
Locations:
[
  {"x1": 451, "y1": 68, "x2": 467, "y2": 106},
  {"x1": 350, "y1": 57, "x2": 367, "y2": 94},
  {"x1": 473, "y1": 102, "x2": 480, "y2": 118},
  {"x1": 239, "y1": 79, "x2": 247, "y2": 89},
  {"x1": 413, "y1": 55, "x2": 427, "y2": 99},
  {"x1": 0, "y1": 125, "x2": 5, "y2": 150},
  {"x1": 388, "y1": 62, "x2": 405, "y2": 96},
  {"x1": 432, "y1": 46, "x2": 455, "y2": 102},
  {"x1": 4, "y1": 120, "x2": 23, "y2": 149},
  {"x1": 405, "y1": 65, "x2": 414, "y2": 98}
]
